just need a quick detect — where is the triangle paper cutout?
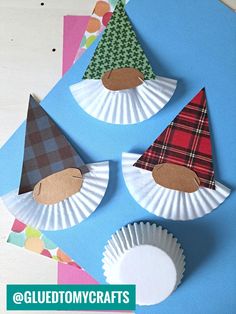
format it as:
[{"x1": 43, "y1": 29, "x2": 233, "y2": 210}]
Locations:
[
  {"x1": 134, "y1": 88, "x2": 215, "y2": 189},
  {"x1": 18, "y1": 95, "x2": 88, "y2": 194},
  {"x1": 83, "y1": 0, "x2": 156, "y2": 80}
]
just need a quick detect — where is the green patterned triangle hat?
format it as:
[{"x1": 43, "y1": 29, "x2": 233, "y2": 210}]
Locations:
[
  {"x1": 83, "y1": 0, "x2": 156, "y2": 80},
  {"x1": 70, "y1": 0, "x2": 177, "y2": 124}
]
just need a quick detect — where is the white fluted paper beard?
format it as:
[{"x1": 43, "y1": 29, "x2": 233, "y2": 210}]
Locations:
[
  {"x1": 122, "y1": 153, "x2": 231, "y2": 220},
  {"x1": 1, "y1": 161, "x2": 109, "y2": 231},
  {"x1": 70, "y1": 76, "x2": 177, "y2": 124}
]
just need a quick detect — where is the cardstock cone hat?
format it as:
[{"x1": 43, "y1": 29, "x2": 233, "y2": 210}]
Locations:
[
  {"x1": 134, "y1": 88, "x2": 216, "y2": 190},
  {"x1": 83, "y1": 0, "x2": 156, "y2": 80},
  {"x1": 18, "y1": 95, "x2": 88, "y2": 195}
]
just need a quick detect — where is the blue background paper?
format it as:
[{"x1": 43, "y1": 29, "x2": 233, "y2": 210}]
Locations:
[{"x1": 0, "y1": 0, "x2": 236, "y2": 313}]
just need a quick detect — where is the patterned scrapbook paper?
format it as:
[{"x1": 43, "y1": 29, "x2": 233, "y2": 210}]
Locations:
[
  {"x1": 74, "y1": 0, "x2": 130, "y2": 62},
  {"x1": 19, "y1": 95, "x2": 88, "y2": 194},
  {"x1": 8, "y1": 219, "x2": 81, "y2": 268},
  {"x1": 134, "y1": 89, "x2": 215, "y2": 189},
  {"x1": 83, "y1": 0, "x2": 156, "y2": 80}
]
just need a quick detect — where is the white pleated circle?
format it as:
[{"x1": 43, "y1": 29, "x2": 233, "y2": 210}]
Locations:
[
  {"x1": 103, "y1": 222, "x2": 185, "y2": 306},
  {"x1": 1, "y1": 161, "x2": 109, "y2": 231},
  {"x1": 70, "y1": 76, "x2": 177, "y2": 124},
  {"x1": 122, "y1": 153, "x2": 231, "y2": 220}
]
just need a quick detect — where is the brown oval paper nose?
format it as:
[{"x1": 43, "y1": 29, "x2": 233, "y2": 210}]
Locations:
[
  {"x1": 102, "y1": 67, "x2": 144, "y2": 91},
  {"x1": 33, "y1": 168, "x2": 83, "y2": 205},
  {"x1": 152, "y1": 163, "x2": 201, "y2": 193}
]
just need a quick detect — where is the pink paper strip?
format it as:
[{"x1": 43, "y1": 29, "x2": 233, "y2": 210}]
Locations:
[
  {"x1": 63, "y1": 15, "x2": 90, "y2": 74},
  {"x1": 58, "y1": 262, "x2": 98, "y2": 285}
]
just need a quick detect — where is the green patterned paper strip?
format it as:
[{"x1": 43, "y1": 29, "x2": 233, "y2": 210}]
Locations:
[{"x1": 83, "y1": 0, "x2": 156, "y2": 80}]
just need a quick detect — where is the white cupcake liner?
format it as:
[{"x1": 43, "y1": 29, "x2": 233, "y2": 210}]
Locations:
[
  {"x1": 122, "y1": 153, "x2": 231, "y2": 220},
  {"x1": 1, "y1": 161, "x2": 109, "y2": 231},
  {"x1": 103, "y1": 222, "x2": 185, "y2": 306},
  {"x1": 70, "y1": 76, "x2": 177, "y2": 124}
]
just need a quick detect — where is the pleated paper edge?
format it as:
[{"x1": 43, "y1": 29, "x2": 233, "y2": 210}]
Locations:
[
  {"x1": 1, "y1": 161, "x2": 109, "y2": 231},
  {"x1": 102, "y1": 222, "x2": 185, "y2": 303},
  {"x1": 70, "y1": 76, "x2": 177, "y2": 125},
  {"x1": 122, "y1": 152, "x2": 231, "y2": 221}
]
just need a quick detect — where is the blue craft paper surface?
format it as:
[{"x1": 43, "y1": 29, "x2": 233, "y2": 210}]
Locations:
[{"x1": 0, "y1": 0, "x2": 236, "y2": 313}]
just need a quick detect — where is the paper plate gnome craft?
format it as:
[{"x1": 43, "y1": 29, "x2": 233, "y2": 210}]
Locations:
[
  {"x1": 70, "y1": 0, "x2": 177, "y2": 124},
  {"x1": 1, "y1": 95, "x2": 109, "y2": 231},
  {"x1": 122, "y1": 89, "x2": 231, "y2": 220}
]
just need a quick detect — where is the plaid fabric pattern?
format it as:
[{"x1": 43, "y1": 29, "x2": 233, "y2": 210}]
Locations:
[
  {"x1": 19, "y1": 95, "x2": 88, "y2": 194},
  {"x1": 134, "y1": 89, "x2": 215, "y2": 189}
]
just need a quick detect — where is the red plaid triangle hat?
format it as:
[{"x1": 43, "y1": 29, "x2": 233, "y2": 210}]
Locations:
[
  {"x1": 134, "y1": 88, "x2": 215, "y2": 189},
  {"x1": 18, "y1": 95, "x2": 88, "y2": 194}
]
